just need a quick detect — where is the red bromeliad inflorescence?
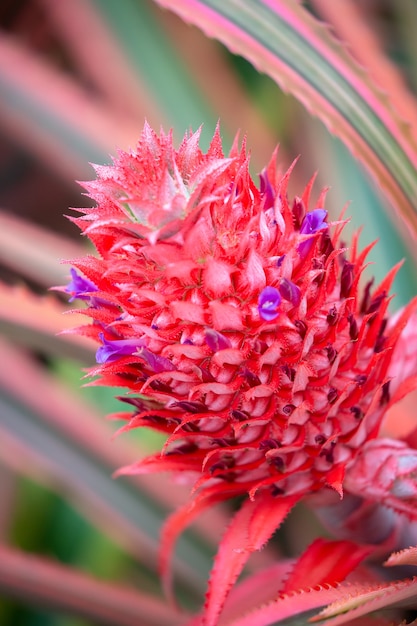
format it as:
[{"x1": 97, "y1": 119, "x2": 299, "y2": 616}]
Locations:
[{"x1": 64, "y1": 124, "x2": 417, "y2": 624}]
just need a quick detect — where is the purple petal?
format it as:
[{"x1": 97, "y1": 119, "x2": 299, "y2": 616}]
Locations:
[
  {"x1": 96, "y1": 333, "x2": 144, "y2": 364},
  {"x1": 205, "y1": 329, "x2": 232, "y2": 352},
  {"x1": 300, "y1": 209, "x2": 328, "y2": 235},
  {"x1": 138, "y1": 348, "x2": 176, "y2": 372},
  {"x1": 279, "y1": 278, "x2": 301, "y2": 306},
  {"x1": 298, "y1": 209, "x2": 328, "y2": 257},
  {"x1": 258, "y1": 286, "x2": 281, "y2": 321},
  {"x1": 259, "y1": 168, "x2": 275, "y2": 210},
  {"x1": 65, "y1": 268, "x2": 98, "y2": 302}
]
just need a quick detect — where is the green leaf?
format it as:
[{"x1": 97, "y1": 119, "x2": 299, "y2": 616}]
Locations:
[{"x1": 88, "y1": 0, "x2": 219, "y2": 149}]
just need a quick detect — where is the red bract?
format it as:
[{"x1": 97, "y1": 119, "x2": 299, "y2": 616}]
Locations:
[{"x1": 65, "y1": 124, "x2": 417, "y2": 625}]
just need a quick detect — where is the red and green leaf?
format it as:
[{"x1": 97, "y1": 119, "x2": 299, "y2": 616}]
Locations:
[{"x1": 154, "y1": 0, "x2": 417, "y2": 246}]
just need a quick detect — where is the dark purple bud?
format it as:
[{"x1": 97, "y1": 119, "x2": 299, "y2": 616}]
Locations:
[
  {"x1": 282, "y1": 404, "x2": 295, "y2": 416},
  {"x1": 96, "y1": 333, "x2": 144, "y2": 364},
  {"x1": 366, "y1": 291, "x2": 387, "y2": 315},
  {"x1": 324, "y1": 449, "x2": 335, "y2": 464},
  {"x1": 259, "y1": 438, "x2": 281, "y2": 451},
  {"x1": 350, "y1": 406, "x2": 364, "y2": 420},
  {"x1": 381, "y1": 381, "x2": 390, "y2": 405},
  {"x1": 174, "y1": 401, "x2": 207, "y2": 413},
  {"x1": 312, "y1": 258, "x2": 324, "y2": 270},
  {"x1": 379, "y1": 318, "x2": 388, "y2": 336},
  {"x1": 340, "y1": 262, "x2": 354, "y2": 298},
  {"x1": 348, "y1": 314, "x2": 359, "y2": 341},
  {"x1": 210, "y1": 455, "x2": 235, "y2": 474},
  {"x1": 259, "y1": 168, "x2": 275, "y2": 210},
  {"x1": 355, "y1": 374, "x2": 367, "y2": 386},
  {"x1": 292, "y1": 196, "x2": 305, "y2": 229},
  {"x1": 166, "y1": 442, "x2": 198, "y2": 456},
  {"x1": 258, "y1": 286, "x2": 281, "y2": 321},
  {"x1": 294, "y1": 319, "x2": 307, "y2": 339},
  {"x1": 375, "y1": 334, "x2": 387, "y2": 353},
  {"x1": 315, "y1": 434, "x2": 326, "y2": 445},
  {"x1": 139, "y1": 414, "x2": 165, "y2": 425},
  {"x1": 205, "y1": 329, "x2": 232, "y2": 351},
  {"x1": 327, "y1": 305, "x2": 338, "y2": 326},
  {"x1": 242, "y1": 368, "x2": 261, "y2": 387},
  {"x1": 182, "y1": 421, "x2": 200, "y2": 432},
  {"x1": 281, "y1": 365, "x2": 295, "y2": 382},
  {"x1": 327, "y1": 387, "x2": 338, "y2": 404},
  {"x1": 211, "y1": 437, "x2": 235, "y2": 447},
  {"x1": 65, "y1": 268, "x2": 98, "y2": 302},
  {"x1": 139, "y1": 348, "x2": 175, "y2": 373},
  {"x1": 360, "y1": 278, "x2": 375, "y2": 314},
  {"x1": 279, "y1": 278, "x2": 301, "y2": 306},
  {"x1": 319, "y1": 231, "x2": 334, "y2": 257},
  {"x1": 199, "y1": 366, "x2": 215, "y2": 382},
  {"x1": 326, "y1": 344, "x2": 337, "y2": 364},
  {"x1": 118, "y1": 396, "x2": 148, "y2": 412},
  {"x1": 149, "y1": 379, "x2": 172, "y2": 393},
  {"x1": 271, "y1": 456, "x2": 285, "y2": 471},
  {"x1": 277, "y1": 255, "x2": 286, "y2": 267},
  {"x1": 231, "y1": 409, "x2": 249, "y2": 421}
]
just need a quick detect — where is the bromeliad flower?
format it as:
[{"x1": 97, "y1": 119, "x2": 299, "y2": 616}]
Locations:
[{"x1": 65, "y1": 123, "x2": 417, "y2": 625}]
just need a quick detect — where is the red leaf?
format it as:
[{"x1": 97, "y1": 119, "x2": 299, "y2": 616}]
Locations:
[
  {"x1": 282, "y1": 538, "x2": 373, "y2": 593},
  {"x1": 203, "y1": 493, "x2": 300, "y2": 626},
  {"x1": 225, "y1": 584, "x2": 346, "y2": 626},
  {"x1": 220, "y1": 561, "x2": 293, "y2": 623}
]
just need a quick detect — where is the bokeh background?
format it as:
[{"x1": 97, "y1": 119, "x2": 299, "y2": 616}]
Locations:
[{"x1": 1, "y1": 1, "x2": 417, "y2": 624}]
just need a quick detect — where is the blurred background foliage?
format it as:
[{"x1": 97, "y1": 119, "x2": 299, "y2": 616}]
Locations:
[{"x1": 1, "y1": 0, "x2": 417, "y2": 624}]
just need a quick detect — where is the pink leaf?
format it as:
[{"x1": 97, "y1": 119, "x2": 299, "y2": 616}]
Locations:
[
  {"x1": 385, "y1": 545, "x2": 417, "y2": 569},
  {"x1": 310, "y1": 577, "x2": 417, "y2": 625}
]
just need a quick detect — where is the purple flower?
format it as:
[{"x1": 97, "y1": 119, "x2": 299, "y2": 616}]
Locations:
[
  {"x1": 300, "y1": 209, "x2": 328, "y2": 235},
  {"x1": 298, "y1": 209, "x2": 328, "y2": 256},
  {"x1": 258, "y1": 286, "x2": 282, "y2": 321},
  {"x1": 65, "y1": 269, "x2": 98, "y2": 302},
  {"x1": 96, "y1": 333, "x2": 145, "y2": 364}
]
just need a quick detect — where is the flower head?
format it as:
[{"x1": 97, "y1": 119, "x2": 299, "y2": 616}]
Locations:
[
  {"x1": 68, "y1": 123, "x2": 410, "y2": 496},
  {"x1": 65, "y1": 124, "x2": 417, "y2": 621}
]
